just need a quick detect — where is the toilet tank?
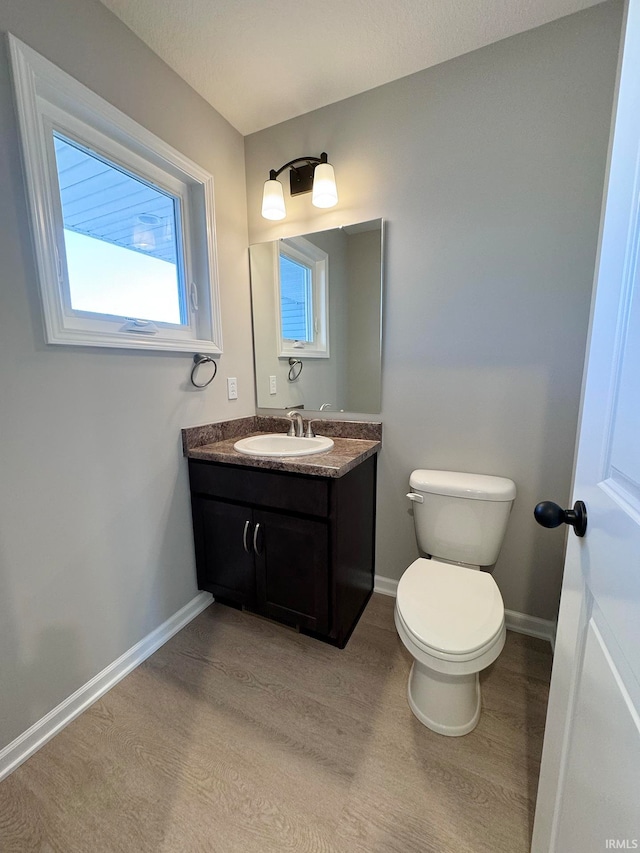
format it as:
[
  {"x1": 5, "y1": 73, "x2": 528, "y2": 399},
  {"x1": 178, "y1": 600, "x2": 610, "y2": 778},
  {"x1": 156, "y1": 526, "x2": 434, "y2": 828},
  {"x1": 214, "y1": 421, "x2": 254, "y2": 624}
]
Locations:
[{"x1": 408, "y1": 470, "x2": 516, "y2": 566}]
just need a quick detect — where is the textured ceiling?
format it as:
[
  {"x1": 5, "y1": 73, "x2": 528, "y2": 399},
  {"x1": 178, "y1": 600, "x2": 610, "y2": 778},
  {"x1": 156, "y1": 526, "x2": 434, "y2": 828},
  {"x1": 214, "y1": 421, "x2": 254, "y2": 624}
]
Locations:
[{"x1": 98, "y1": 0, "x2": 605, "y2": 135}]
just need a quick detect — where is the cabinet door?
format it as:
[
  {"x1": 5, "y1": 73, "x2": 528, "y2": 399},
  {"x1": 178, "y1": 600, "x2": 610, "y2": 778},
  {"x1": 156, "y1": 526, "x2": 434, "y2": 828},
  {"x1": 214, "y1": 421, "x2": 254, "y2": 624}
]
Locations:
[
  {"x1": 253, "y1": 509, "x2": 329, "y2": 633},
  {"x1": 192, "y1": 497, "x2": 255, "y2": 606}
]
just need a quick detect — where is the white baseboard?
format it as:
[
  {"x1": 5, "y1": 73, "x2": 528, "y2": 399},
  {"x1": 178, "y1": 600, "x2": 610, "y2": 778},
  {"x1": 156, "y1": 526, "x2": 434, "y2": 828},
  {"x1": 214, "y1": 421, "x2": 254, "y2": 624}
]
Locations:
[
  {"x1": 504, "y1": 609, "x2": 556, "y2": 650},
  {"x1": 373, "y1": 574, "x2": 399, "y2": 597},
  {"x1": 374, "y1": 573, "x2": 556, "y2": 649},
  {"x1": 0, "y1": 591, "x2": 213, "y2": 782}
]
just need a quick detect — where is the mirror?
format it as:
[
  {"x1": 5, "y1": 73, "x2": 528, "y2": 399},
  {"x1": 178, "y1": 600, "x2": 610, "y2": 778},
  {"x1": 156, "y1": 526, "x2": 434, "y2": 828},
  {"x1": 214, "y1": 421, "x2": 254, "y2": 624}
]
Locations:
[{"x1": 249, "y1": 219, "x2": 383, "y2": 413}]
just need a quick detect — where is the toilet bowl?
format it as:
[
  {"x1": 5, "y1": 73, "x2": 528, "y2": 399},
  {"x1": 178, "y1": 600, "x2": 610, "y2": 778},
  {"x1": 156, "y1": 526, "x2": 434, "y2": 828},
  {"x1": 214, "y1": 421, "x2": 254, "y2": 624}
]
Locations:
[
  {"x1": 396, "y1": 470, "x2": 516, "y2": 736},
  {"x1": 395, "y1": 557, "x2": 506, "y2": 735}
]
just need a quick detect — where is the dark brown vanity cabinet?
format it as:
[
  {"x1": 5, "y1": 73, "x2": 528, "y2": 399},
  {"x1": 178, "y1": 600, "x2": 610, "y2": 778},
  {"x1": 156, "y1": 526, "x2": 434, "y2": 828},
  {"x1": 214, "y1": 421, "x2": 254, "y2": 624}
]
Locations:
[{"x1": 188, "y1": 455, "x2": 376, "y2": 647}]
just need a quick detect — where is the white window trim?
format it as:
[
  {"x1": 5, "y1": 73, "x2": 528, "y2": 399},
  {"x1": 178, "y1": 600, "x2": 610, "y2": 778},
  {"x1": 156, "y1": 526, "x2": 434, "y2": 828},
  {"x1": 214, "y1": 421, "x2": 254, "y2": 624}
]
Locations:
[
  {"x1": 8, "y1": 34, "x2": 223, "y2": 354},
  {"x1": 275, "y1": 236, "x2": 329, "y2": 359}
]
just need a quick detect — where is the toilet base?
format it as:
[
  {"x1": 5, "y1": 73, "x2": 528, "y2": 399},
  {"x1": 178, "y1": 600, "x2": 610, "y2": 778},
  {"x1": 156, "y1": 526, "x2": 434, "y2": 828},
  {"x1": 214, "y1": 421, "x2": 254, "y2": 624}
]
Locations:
[{"x1": 407, "y1": 660, "x2": 481, "y2": 736}]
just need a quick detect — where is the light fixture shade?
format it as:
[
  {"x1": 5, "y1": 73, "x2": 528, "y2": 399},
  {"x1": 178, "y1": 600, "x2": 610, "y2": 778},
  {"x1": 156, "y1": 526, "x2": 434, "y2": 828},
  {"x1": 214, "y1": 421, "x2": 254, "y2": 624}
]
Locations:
[
  {"x1": 262, "y1": 179, "x2": 286, "y2": 220},
  {"x1": 312, "y1": 162, "x2": 338, "y2": 209}
]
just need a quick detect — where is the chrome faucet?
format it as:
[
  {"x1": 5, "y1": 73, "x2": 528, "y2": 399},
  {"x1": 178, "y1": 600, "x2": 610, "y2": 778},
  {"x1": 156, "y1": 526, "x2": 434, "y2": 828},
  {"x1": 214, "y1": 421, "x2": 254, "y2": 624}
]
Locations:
[
  {"x1": 319, "y1": 402, "x2": 333, "y2": 411},
  {"x1": 287, "y1": 410, "x2": 304, "y2": 437}
]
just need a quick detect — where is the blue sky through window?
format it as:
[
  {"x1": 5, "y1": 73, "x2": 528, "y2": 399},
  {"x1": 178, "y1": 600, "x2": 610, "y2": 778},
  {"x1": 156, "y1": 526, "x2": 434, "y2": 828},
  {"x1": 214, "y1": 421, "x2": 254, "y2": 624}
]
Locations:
[
  {"x1": 54, "y1": 134, "x2": 184, "y2": 324},
  {"x1": 280, "y1": 255, "x2": 312, "y2": 341}
]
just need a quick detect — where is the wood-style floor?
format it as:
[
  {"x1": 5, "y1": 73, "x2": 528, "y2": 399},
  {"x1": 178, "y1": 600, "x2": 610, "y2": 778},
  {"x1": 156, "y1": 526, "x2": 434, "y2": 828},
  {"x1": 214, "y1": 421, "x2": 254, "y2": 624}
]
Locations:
[{"x1": 0, "y1": 594, "x2": 552, "y2": 853}]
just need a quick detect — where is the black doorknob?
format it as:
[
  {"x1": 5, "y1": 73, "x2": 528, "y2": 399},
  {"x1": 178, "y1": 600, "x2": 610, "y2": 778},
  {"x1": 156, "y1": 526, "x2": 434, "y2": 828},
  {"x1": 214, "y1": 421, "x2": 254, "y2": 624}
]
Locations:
[{"x1": 534, "y1": 500, "x2": 587, "y2": 537}]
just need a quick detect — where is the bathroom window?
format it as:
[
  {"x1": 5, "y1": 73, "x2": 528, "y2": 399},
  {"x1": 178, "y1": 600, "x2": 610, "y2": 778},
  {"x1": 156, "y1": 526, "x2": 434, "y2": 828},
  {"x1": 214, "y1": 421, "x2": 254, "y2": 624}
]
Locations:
[
  {"x1": 53, "y1": 134, "x2": 188, "y2": 327},
  {"x1": 8, "y1": 35, "x2": 222, "y2": 353},
  {"x1": 277, "y1": 237, "x2": 329, "y2": 358}
]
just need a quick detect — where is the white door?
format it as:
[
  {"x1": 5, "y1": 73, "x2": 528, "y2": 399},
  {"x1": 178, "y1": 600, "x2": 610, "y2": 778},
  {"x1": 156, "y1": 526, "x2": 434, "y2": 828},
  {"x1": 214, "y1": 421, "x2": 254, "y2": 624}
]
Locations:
[{"x1": 531, "y1": 2, "x2": 640, "y2": 850}]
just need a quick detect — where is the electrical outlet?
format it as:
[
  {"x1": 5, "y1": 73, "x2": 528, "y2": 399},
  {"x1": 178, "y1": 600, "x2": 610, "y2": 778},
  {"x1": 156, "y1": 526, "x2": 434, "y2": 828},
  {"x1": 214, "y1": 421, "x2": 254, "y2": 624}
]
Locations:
[
  {"x1": 227, "y1": 377, "x2": 238, "y2": 400},
  {"x1": 269, "y1": 375, "x2": 277, "y2": 395}
]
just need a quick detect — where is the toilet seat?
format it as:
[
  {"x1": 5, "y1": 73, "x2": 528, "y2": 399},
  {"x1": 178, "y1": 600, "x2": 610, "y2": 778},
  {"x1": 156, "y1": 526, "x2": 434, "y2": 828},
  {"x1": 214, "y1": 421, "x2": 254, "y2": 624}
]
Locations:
[{"x1": 396, "y1": 558, "x2": 505, "y2": 660}]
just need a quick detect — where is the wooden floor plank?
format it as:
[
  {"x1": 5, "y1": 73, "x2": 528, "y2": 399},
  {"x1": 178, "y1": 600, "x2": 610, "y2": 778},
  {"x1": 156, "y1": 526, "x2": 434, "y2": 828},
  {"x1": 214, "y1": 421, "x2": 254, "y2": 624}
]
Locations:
[{"x1": 0, "y1": 594, "x2": 552, "y2": 853}]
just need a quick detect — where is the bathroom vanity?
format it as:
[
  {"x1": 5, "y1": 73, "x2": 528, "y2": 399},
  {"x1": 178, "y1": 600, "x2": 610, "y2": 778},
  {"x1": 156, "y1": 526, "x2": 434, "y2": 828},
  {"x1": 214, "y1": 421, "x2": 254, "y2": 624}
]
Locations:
[{"x1": 183, "y1": 417, "x2": 381, "y2": 648}]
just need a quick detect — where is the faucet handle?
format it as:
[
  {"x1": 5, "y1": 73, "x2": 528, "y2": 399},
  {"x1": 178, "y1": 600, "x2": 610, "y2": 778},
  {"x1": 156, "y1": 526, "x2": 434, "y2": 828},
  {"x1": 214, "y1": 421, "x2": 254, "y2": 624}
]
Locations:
[{"x1": 305, "y1": 420, "x2": 317, "y2": 438}]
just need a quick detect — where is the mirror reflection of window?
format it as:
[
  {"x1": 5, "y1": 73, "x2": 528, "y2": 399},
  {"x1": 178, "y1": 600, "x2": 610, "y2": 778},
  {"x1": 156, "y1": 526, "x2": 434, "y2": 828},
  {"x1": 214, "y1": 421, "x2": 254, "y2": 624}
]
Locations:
[
  {"x1": 276, "y1": 236, "x2": 329, "y2": 358},
  {"x1": 279, "y1": 253, "x2": 313, "y2": 343}
]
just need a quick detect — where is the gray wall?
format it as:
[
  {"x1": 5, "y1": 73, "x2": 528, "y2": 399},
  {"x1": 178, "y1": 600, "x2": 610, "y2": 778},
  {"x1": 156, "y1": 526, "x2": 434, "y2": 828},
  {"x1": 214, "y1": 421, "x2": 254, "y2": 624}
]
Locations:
[
  {"x1": 0, "y1": 0, "x2": 254, "y2": 750},
  {"x1": 300, "y1": 229, "x2": 349, "y2": 411},
  {"x1": 245, "y1": 2, "x2": 622, "y2": 620},
  {"x1": 346, "y1": 230, "x2": 383, "y2": 412}
]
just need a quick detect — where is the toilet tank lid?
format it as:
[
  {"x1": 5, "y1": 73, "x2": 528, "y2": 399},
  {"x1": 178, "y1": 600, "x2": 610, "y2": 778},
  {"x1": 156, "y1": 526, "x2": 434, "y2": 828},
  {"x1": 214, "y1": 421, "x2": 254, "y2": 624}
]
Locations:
[{"x1": 409, "y1": 470, "x2": 516, "y2": 501}]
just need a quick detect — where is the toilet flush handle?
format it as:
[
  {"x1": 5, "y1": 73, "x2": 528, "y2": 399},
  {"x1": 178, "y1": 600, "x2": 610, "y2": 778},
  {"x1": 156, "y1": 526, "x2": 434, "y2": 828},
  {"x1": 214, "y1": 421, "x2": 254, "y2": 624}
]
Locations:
[{"x1": 406, "y1": 492, "x2": 424, "y2": 503}]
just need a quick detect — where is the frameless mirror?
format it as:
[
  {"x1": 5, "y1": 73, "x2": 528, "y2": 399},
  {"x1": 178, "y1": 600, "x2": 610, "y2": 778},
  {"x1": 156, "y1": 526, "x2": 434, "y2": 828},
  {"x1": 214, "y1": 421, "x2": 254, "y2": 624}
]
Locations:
[{"x1": 249, "y1": 219, "x2": 383, "y2": 413}]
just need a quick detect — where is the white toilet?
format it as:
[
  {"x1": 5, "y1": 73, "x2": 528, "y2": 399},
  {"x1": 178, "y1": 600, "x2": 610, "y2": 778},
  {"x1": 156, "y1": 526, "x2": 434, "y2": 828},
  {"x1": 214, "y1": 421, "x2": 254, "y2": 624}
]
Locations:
[{"x1": 395, "y1": 469, "x2": 516, "y2": 736}]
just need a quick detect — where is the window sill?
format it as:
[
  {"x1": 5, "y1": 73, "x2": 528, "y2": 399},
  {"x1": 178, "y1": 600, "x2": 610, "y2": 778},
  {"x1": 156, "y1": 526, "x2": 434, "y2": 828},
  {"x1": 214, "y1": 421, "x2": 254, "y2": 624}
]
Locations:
[{"x1": 44, "y1": 326, "x2": 223, "y2": 354}]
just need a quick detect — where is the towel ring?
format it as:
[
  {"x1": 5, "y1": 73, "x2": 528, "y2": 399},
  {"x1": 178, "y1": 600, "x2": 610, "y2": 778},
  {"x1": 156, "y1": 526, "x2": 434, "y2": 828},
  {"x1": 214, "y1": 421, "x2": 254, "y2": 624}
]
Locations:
[
  {"x1": 190, "y1": 353, "x2": 217, "y2": 388},
  {"x1": 288, "y1": 358, "x2": 303, "y2": 381}
]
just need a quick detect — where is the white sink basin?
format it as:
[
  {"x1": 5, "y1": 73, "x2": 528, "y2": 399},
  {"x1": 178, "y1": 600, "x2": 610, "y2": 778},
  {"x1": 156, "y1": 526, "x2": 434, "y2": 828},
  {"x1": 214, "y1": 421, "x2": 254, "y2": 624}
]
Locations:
[{"x1": 234, "y1": 434, "x2": 334, "y2": 458}]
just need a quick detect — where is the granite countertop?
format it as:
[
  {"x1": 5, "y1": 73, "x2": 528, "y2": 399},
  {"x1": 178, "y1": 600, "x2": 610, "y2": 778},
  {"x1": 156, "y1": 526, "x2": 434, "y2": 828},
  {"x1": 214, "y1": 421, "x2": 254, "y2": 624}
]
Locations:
[{"x1": 182, "y1": 416, "x2": 382, "y2": 479}]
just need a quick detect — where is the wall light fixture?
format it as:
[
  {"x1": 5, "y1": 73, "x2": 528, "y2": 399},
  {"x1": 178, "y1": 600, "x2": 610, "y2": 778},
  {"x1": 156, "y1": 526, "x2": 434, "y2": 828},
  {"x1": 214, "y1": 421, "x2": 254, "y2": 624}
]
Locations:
[{"x1": 261, "y1": 152, "x2": 338, "y2": 220}]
